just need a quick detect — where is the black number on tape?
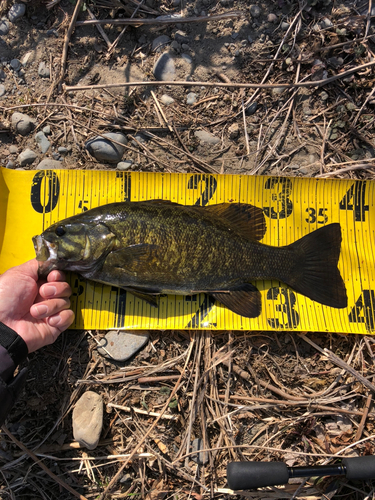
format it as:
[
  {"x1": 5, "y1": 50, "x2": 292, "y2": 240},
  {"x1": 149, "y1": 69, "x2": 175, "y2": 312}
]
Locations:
[
  {"x1": 267, "y1": 287, "x2": 300, "y2": 328},
  {"x1": 116, "y1": 171, "x2": 132, "y2": 201},
  {"x1": 187, "y1": 174, "x2": 217, "y2": 206},
  {"x1": 263, "y1": 178, "x2": 293, "y2": 219},
  {"x1": 349, "y1": 290, "x2": 375, "y2": 331},
  {"x1": 339, "y1": 182, "x2": 369, "y2": 222},
  {"x1": 186, "y1": 294, "x2": 216, "y2": 328},
  {"x1": 30, "y1": 171, "x2": 60, "y2": 214},
  {"x1": 114, "y1": 287, "x2": 127, "y2": 328},
  {"x1": 305, "y1": 207, "x2": 328, "y2": 224}
]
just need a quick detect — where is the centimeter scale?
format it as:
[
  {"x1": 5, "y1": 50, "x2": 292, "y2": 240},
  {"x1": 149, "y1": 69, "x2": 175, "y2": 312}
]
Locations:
[{"x1": 0, "y1": 167, "x2": 374, "y2": 333}]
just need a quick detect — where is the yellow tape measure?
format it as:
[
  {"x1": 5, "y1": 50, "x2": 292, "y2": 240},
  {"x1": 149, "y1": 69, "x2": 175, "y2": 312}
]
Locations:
[{"x1": 0, "y1": 167, "x2": 374, "y2": 333}]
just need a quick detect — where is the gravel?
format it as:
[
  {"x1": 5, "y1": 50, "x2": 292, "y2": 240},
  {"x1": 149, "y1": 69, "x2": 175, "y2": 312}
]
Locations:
[
  {"x1": 97, "y1": 331, "x2": 149, "y2": 361},
  {"x1": 186, "y1": 92, "x2": 197, "y2": 105},
  {"x1": 72, "y1": 392, "x2": 103, "y2": 450},
  {"x1": 8, "y1": 3, "x2": 26, "y2": 22},
  {"x1": 152, "y1": 35, "x2": 171, "y2": 52},
  {"x1": 0, "y1": 84, "x2": 5, "y2": 97},
  {"x1": 160, "y1": 94, "x2": 175, "y2": 105},
  {"x1": 153, "y1": 52, "x2": 175, "y2": 81},
  {"x1": 38, "y1": 61, "x2": 50, "y2": 78},
  {"x1": 36, "y1": 159, "x2": 63, "y2": 169},
  {"x1": 35, "y1": 131, "x2": 51, "y2": 153},
  {"x1": 0, "y1": 19, "x2": 10, "y2": 35},
  {"x1": 11, "y1": 112, "x2": 34, "y2": 136},
  {"x1": 85, "y1": 132, "x2": 128, "y2": 163},
  {"x1": 194, "y1": 130, "x2": 220, "y2": 145},
  {"x1": 116, "y1": 160, "x2": 133, "y2": 170},
  {"x1": 18, "y1": 149, "x2": 37, "y2": 166}
]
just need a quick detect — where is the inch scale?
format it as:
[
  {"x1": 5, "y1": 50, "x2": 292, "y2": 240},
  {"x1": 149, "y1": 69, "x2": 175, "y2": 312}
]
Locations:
[{"x1": 0, "y1": 167, "x2": 374, "y2": 333}]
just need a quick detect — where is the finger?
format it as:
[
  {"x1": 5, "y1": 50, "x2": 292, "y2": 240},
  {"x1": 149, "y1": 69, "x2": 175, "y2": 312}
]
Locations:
[
  {"x1": 39, "y1": 282, "x2": 72, "y2": 299},
  {"x1": 47, "y1": 270, "x2": 67, "y2": 282},
  {"x1": 30, "y1": 297, "x2": 71, "y2": 319},
  {"x1": 46, "y1": 310, "x2": 76, "y2": 342}
]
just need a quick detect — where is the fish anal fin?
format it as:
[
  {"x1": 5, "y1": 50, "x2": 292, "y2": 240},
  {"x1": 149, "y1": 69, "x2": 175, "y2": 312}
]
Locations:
[
  {"x1": 204, "y1": 203, "x2": 266, "y2": 241},
  {"x1": 210, "y1": 284, "x2": 261, "y2": 318},
  {"x1": 125, "y1": 288, "x2": 159, "y2": 307}
]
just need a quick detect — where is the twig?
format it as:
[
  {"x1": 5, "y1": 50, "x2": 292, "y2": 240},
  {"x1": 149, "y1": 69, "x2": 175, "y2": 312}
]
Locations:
[
  {"x1": 62, "y1": 61, "x2": 375, "y2": 92},
  {"x1": 316, "y1": 162, "x2": 375, "y2": 177},
  {"x1": 106, "y1": 0, "x2": 145, "y2": 56},
  {"x1": 355, "y1": 393, "x2": 373, "y2": 441},
  {"x1": 86, "y1": 6, "x2": 111, "y2": 49},
  {"x1": 241, "y1": 99, "x2": 250, "y2": 156},
  {"x1": 151, "y1": 91, "x2": 172, "y2": 133},
  {"x1": 107, "y1": 402, "x2": 178, "y2": 420}
]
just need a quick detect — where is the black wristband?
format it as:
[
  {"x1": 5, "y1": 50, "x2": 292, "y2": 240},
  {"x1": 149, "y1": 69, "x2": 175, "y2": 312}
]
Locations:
[{"x1": 0, "y1": 322, "x2": 28, "y2": 367}]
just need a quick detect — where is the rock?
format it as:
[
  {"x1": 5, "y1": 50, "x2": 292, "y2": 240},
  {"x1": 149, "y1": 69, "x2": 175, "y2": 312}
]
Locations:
[
  {"x1": 9, "y1": 145, "x2": 18, "y2": 154},
  {"x1": 153, "y1": 52, "x2": 175, "y2": 81},
  {"x1": 85, "y1": 132, "x2": 128, "y2": 163},
  {"x1": 250, "y1": 5, "x2": 261, "y2": 17},
  {"x1": 0, "y1": 19, "x2": 10, "y2": 35},
  {"x1": 191, "y1": 438, "x2": 208, "y2": 465},
  {"x1": 36, "y1": 159, "x2": 63, "y2": 169},
  {"x1": 8, "y1": 3, "x2": 26, "y2": 22},
  {"x1": 281, "y1": 22, "x2": 290, "y2": 31},
  {"x1": 117, "y1": 160, "x2": 133, "y2": 170},
  {"x1": 152, "y1": 35, "x2": 171, "y2": 52},
  {"x1": 42, "y1": 125, "x2": 51, "y2": 134},
  {"x1": 272, "y1": 87, "x2": 285, "y2": 95},
  {"x1": 46, "y1": 29, "x2": 59, "y2": 37},
  {"x1": 247, "y1": 35, "x2": 253, "y2": 43},
  {"x1": 35, "y1": 131, "x2": 51, "y2": 153},
  {"x1": 186, "y1": 92, "x2": 197, "y2": 105},
  {"x1": 21, "y1": 51, "x2": 33, "y2": 66},
  {"x1": 181, "y1": 52, "x2": 193, "y2": 63},
  {"x1": 170, "y1": 40, "x2": 181, "y2": 53},
  {"x1": 11, "y1": 112, "x2": 34, "y2": 136},
  {"x1": 52, "y1": 152, "x2": 60, "y2": 160},
  {"x1": 268, "y1": 13, "x2": 277, "y2": 23},
  {"x1": 320, "y1": 91, "x2": 329, "y2": 101},
  {"x1": 194, "y1": 130, "x2": 220, "y2": 145},
  {"x1": 161, "y1": 94, "x2": 175, "y2": 105},
  {"x1": 10, "y1": 59, "x2": 21, "y2": 71},
  {"x1": 231, "y1": 31, "x2": 239, "y2": 40},
  {"x1": 18, "y1": 149, "x2": 37, "y2": 166},
  {"x1": 246, "y1": 102, "x2": 258, "y2": 115},
  {"x1": 6, "y1": 160, "x2": 15, "y2": 169},
  {"x1": 72, "y1": 391, "x2": 103, "y2": 450},
  {"x1": 0, "y1": 84, "x2": 5, "y2": 97},
  {"x1": 58, "y1": 146, "x2": 68, "y2": 155},
  {"x1": 174, "y1": 30, "x2": 189, "y2": 44},
  {"x1": 97, "y1": 330, "x2": 149, "y2": 361},
  {"x1": 0, "y1": 69, "x2": 6, "y2": 81},
  {"x1": 131, "y1": 133, "x2": 147, "y2": 147},
  {"x1": 38, "y1": 61, "x2": 50, "y2": 78},
  {"x1": 320, "y1": 17, "x2": 333, "y2": 28},
  {"x1": 228, "y1": 123, "x2": 239, "y2": 139}
]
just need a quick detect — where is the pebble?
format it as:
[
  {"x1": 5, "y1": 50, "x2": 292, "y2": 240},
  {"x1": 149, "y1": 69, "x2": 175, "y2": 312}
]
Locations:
[
  {"x1": 228, "y1": 122, "x2": 239, "y2": 139},
  {"x1": 42, "y1": 125, "x2": 51, "y2": 134},
  {"x1": 152, "y1": 35, "x2": 171, "y2": 52},
  {"x1": 85, "y1": 132, "x2": 128, "y2": 163},
  {"x1": 131, "y1": 133, "x2": 147, "y2": 146},
  {"x1": 0, "y1": 84, "x2": 5, "y2": 97},
  {"x1": 36, "y1": 158, "x2": 63, "y2": 169},
  {"x1": 18, "y1": 149, "x2": 37, "y2": 166},
  {"x1": 38, "y1": 61, "x2": 50, "y2": 78},
  {"x1": 320, "y1": 91, "x2": 329, "y2": 101},
  {"x1": 250, "y1": 5, "x2": 261, "y2": 18},
  {"x1": 247, "y1": 35, "x2": 253, "y2": 43},
  {"x1": 9, "y1": 145, "x2": 18, "y2": 154},
  {"x1": 194, "y1": 130, "x2": 220, "y2": 145},
  {"x1": 11, "y1": 112, "x2": 34, "y2": 136},
  {"x1": 320, "y1": 18, "x2": 333, "y2": 28},
  {"x1": 58, "y1": 146, "x2": 68, "y2": 155},
  {"x1": 72, "y1": 391, "x2": 103, "y2": 450},
  {"x1": 51, "y1": 152, "x2": 60, "y2": 160},
  {"x1": 21, "y1": 51, "x2": 33, "y2": 66},
  {"x1": 161, "y1": 94, "x2": 175, "y2": 105},
  {"x1": 10, "y1": 59, "x2": 21, "y2": 71},
  {"x1": 281, "y1": 22, "x2": 290, "y2": 31},
  {"x1": 8, "y1": 3, "x2": 26, "y2": 22},
  {"x1": 174, "y1": 30, "x2": 189, "y2": 44},
  {"x1": 153, "y1": 52, "x2": 175, "y2": 81},
  {"x1": 268, "y1": 13, "x2": 277, "y2": 23},
  {"x1": 272, "y1": 87, "x2": 285, "y2": 95},
  {"x1": 46, "y1": 29, "x2": 58, "y2": 37},
  {"x1": 170, "y1": 40, "x2": 181, "y2": 53},
  {"x1": 116, "y1": 160, "x2": 133, "y2": 170},
  {"x1": 246, "y1": 102, "x2": 258, "y2": 115},
  {"x1": 0, "y1": 19, "x2": 10, "y2": 35},
  {"x1": 231, "y1": 31, "x2": 239, "y2": 40},
  {"x1": 35, "y1": 131, "x2": 51, "y2": 153},
  {"x1": 186, "y1": 92, "x2": 197, "y2": 105},
  {"x1": 0, "y1": 69, "x2": 6, "y2": 81},
  {"x1": 181, "y1": 53, "x2": 193, "y2": 64},
  {"x1": 97, "y1": 330, "x2": 149, "y2": 361},
  {"x1": 191, "y1": 438, "x2": 208, "y2": 465},
  {"x1": 6, "y1": 160, "x2": 15, "y2": 169}
]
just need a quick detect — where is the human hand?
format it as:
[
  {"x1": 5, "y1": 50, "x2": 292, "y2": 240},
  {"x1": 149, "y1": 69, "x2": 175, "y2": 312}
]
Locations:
[{"x1": 0, "y1": 259, "x2": 75, "y2": 353}]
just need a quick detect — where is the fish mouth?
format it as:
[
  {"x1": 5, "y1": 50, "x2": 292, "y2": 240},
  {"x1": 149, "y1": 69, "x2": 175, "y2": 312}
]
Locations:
[{"x1": 32, "y1": 235, "x2": 59, "y2": 277}]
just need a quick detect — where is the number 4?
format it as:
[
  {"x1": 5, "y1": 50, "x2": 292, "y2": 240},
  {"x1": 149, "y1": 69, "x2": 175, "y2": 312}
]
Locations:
[
  {"x1": 349, "y1": 290, "x2": 375, "y2": 331},
  {"x1": 339, "y1": 182, "x2": 369, "y2": 222}
]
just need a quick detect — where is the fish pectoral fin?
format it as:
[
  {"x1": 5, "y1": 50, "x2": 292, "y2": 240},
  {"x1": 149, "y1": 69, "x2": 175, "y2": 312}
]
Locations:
[
  {"x1": 203, "y1": 203, "x2": 266, "y2": 241},
  {"x1": 210, "y1": 284, "x2": 261, "y2": 318},
  {"x1": 111, "y1": 243, "x2": 160, "y2": 272},
  {"x1": 125, "y1": 288, "x2": 159, "y2": 307}
]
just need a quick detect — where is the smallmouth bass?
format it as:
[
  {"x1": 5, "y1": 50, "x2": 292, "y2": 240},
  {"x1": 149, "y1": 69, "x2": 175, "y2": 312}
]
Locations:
[{"x1": 32, "y1": 201, "x2": 348, "y2": 318}]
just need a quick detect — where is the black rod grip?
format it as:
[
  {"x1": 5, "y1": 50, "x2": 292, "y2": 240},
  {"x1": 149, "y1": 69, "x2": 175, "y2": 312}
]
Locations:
[
  {"x1": 343, "y1": 456, "x2": 375, "y2": 480},
  {"x1": 227, "y1": 461, "x2": 289, "y2": 490}
]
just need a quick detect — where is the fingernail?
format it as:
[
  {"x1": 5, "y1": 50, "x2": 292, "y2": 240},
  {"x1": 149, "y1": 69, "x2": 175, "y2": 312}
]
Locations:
[
  {"x1": 43, "y1": 285, "x2": 56, "y2": 298},
  {"x1": 34, "y1": 304, "x2": 48, "y2": 316},
  {"x1": 48, "y1": 315, "x2": 62, "y2": 326}
]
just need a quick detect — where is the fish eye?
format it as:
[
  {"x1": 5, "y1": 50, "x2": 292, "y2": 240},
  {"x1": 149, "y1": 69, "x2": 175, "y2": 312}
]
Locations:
[{"x1": 55, "y1": 226, "x2": 66, "y2": 237}]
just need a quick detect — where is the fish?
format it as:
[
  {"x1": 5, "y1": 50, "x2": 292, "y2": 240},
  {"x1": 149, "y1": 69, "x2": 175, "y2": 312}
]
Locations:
[{"x1": 32, "y1": 201, "x2": 348, "y2": 318}]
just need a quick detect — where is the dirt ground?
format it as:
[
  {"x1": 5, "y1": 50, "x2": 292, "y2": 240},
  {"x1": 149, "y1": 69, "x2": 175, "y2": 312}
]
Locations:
[{"x1": 1, "y1": 0, "x2": 375, "y2": 499}]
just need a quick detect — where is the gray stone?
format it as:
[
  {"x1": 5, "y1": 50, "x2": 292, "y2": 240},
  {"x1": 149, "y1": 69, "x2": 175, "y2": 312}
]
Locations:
[
  {"x1": 186, "y1": 92, "x2": 197, "y2": 105},
  {"x1": 5, "y1": 160, "x2": 15, "y2": 169},
  {"x1": 228, "y1": 122, "x2": 239, "y2": 139},
  {"x1": 97, "y1": 330, "x2": 149, "y2": 361},
  {"x1": 42, "y1": 125, "x2": 51, "y2": 134},
  {"x1": 181, "y1": 52, "x2": 193, "y2": 63},
  {"x1": 248, "y1": 35, "x2": 253, "y2": 43},
  {"x1": 38, "y1": 61, "x2": 50, "y2": 78},
  {"x1": 246, "y1": 102, "x2": 258, "y2": 115},
  {"x1": 117, "y1": 160, "x2": 133, "y2": 170},
  {"x1": 272, "y1": 86, "x2": 285, "y2": 95},
  {"x1": 35, "y1": 131, "x2": 51, "y2": 153},
  {"x1": 161, "y1": 94, "x2": 175, "y2": 105},
  {"x1": 85, "y1": 132, "x2": 128, "y2": 163},
  {"x1": 250, "y1": 5, "x2": 261, "y2": 18},
  {"x1": 36, "y1": 159, "x2": 63, "y2": 169},
  {"x1": 9, "y1": 145, "x2": 18, "y2": 154},
  {"x1": 0, "y1": 69, "x2": 6, "y2": 81},
  {"x1": 153, "y1": 52, "x2": 175, "y2": 81},
  {"x1": 170, "y1": 40, "x2": 181, "y2": 53},
  {"x1": 8, "y1": 3, "x2": 26, "y2": 22},
  {"x1": 231, "y1": 32, "x2": 239, "y2": 40},
  {"x1": 11, "y1": 112, "x2": 34, "y2": 136},
  {"x1": 46, "y1": 29, "x2": 59, "y2": 37},
  {"x1": 174, "y1": 30, "x2": 189, "y2": 44},
  {"x1": 0, "y1": 19, "x2": 10, "y2": 35},
  {"x1": 191, "y1": 438, "x2": 208, "y2": 465},
  {"x1": 281, "y1": 22, "x2": 290, "y2": 31},
  {"x1": 58, "y1": 146, "x2": 68, "y2": 155},
  {"x1": 194, "y1": 130, "x2": 220, "y2": 145},
  {"x1": 320, "y1": 17, "x2": 333, "y2": 28},
  {"x1": 52, "y1": 152, "x2": 61, "y2": 160},
  {"x1": 131, "y1": 133, "x2": 148, "y2": 147},
  {"x1": 18, "y1": 149, "x2": 37, "y2": 166},
  {"x1": 73, "y1": 391, "x2": 103, "y2": 450},
  {"x1": 0, "y1": 84, "x2": 5, "y2": 96},
  {"x1": 21, "y1": 51, "x2": 33, "y2": 66},
  {"x1": 10, "y1": 59, "x2": 21, "y2": 71},
  {"x1": 152, "y1": 35, "x2": 171, "y2": 52},
  {"x1": 268, "y1": 13, "x2": 277, "y2": 23}
]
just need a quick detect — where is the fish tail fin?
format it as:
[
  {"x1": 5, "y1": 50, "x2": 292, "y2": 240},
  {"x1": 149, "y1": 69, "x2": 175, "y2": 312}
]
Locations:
[{"x1": 286, "y1": 223, "x2": 347, "y2": 308}]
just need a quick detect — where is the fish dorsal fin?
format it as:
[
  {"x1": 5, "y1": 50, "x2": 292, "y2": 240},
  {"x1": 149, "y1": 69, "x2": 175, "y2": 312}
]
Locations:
[
  {"x1": 203, "y1": 203, "x2": 266, "y2": 241},
  {"x1": 142, "y1": 199, "x2": 181, "y2": 206}
]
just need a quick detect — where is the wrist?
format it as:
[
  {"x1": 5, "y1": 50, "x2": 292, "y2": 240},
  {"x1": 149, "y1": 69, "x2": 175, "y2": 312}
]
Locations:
[{"x1": 0, "y1": 322, "x2": 29, "y2": 366}]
